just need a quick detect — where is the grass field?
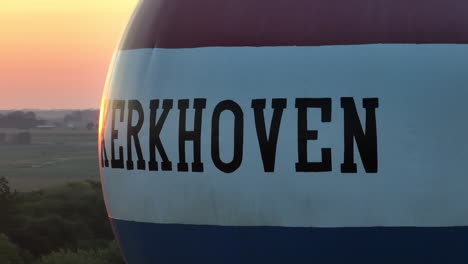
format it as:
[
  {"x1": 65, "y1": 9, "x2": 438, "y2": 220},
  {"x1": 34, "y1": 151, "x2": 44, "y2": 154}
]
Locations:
[{"x1": 0, "y1": 128, "x2": 99, "y2": 191}]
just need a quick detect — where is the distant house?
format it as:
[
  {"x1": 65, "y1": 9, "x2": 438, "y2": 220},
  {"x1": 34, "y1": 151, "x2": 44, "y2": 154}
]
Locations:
[
  {"x1": 36, "y1": 124, "x2": 56, "y2": 129},
  {"x1": 65, "y1": 122, "x2": 76, "y2": 129},
  {"x1": 62, "y1": 110, "x2": 99, "y2": 129}
]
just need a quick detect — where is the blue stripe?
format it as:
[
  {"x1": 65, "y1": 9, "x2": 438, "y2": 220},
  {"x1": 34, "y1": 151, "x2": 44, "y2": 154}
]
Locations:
[{"x1": 111, "y1": 218, "x2": 468, "y2": 264}]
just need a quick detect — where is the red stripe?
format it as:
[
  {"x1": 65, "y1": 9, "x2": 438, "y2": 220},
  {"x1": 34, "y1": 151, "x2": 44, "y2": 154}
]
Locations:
[{"x1": 121, "y1": 0, "x2": 468, "y2": 50}]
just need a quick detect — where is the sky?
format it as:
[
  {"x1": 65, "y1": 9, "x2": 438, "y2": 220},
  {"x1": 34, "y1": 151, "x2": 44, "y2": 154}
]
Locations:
[{"x1": 0, "y1": 0, "x2": 138, "y2": 109}]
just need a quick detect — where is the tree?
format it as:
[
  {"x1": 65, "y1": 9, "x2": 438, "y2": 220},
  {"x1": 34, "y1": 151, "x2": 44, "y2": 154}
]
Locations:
[
  {"x1": 0, "y1": 177, "x2": 18, "y2": 234},
  {"x1": 0, "y1": 111, "x2": 43, "y2": 129},
  {"x1": 0, "y1": 180, "x2": 125, "y2": 262},
  {"x1": 10, "y1": 181, "x2": 114, "y2": 256},
  {"x1": 0, "y1": 233, "x2": 24, "y2": 264},
  {"x1": 63, "y1": 111, "x2": 83, "y2": 123},
  {"x1": 0, "y1": 177, "x2": 11, "y2": 198},
  {"x1": 86, "y1": 122, "x2": 94, "y2": 130},
  {"x1": 35, "y1": 242, "x2": 125, "y2": 264}
]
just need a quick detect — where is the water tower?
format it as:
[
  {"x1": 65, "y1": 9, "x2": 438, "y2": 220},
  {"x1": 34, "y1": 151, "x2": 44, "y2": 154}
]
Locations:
[{"x1": 99, "y1": 0, "x2": 468, "y2": 262}]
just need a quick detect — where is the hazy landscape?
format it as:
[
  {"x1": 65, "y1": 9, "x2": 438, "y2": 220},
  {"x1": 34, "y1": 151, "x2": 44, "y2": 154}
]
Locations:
[
  {"x1": 0, "y1": 109, "x2": 125, "y2": 263},
  {"x1": 0, "y1": 109, "x2": 99, "y2": 191},
  {"x1": 1, "y1": 128, "x2": 98, "y2": 191},
  {"x1": 1, "y1": 0, "x2": 137, "y2": 262}
]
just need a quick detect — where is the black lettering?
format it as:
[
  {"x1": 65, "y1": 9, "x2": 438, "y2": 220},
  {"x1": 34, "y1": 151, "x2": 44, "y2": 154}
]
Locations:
[
  {"x1": 177, "y1": 99, "x2": 206, "y2": 172},
  {"x1": 211, "y1": 100, "x2": 244, "y2": 173},
  {"x1": 148, "y1": 99, "x2": 173, "y2": 171},
  {"x1": 126, "y1": 100, "x2": 145, "y2": 170},
  {"x1": 111, "y1": 100, "x2": 125, "y2": 169},
  {"x1": 100, "y1": 100, "x2": 110, "y2": 168},
  {"x1": 295, "y1": 98, "x2": 332, "y2": 172},
  {"x1": 100, "y1": 138, "x2": 109, "y2": 167},
  {"x1": 251, "y1": 98, "x2": 287, "y2": 172},
  {"x1": 341, "y1": 97, "x2": 379, "y2": 173}
]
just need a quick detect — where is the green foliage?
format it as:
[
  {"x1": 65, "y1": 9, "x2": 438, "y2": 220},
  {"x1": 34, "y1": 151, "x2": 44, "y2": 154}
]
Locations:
[
  {"x1": 9, "y1": 180, "x2": 114, "y2": 256},
  {"x1": 0, "y1": 179, "x2": 124, "y2": 263},
  {"x1": 0, "y1": 233, "x2": 24, "y2": 264},
  {"x1": 0, "y1": 176, "x2": 10, "y2": 196},
  {"x1": 0, "y1": 111, "x2": 44, "y2": 129},
  {"x1": 0, "y1": 176, "x2": 17, "y2": 206},
  {"x1": 35, "y1": 242, "x2": 125, "y2": 264},
  {"x1": 0, "y1": 177, "x2": 18, "y2": 234}
]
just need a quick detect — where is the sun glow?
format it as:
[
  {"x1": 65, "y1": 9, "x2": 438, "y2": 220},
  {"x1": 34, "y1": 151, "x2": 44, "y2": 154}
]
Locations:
[
  {"x1": 2, "y1": 0, "x2": 138, "y2": 13},
  {"x1": 0, "y1": 0, "x2": 138, "y2": 109}
]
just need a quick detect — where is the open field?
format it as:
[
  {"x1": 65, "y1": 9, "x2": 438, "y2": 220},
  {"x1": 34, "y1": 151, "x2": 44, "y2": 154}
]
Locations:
[{"x1": 0, "y1": 128, "x2": 99, "y2": 191}]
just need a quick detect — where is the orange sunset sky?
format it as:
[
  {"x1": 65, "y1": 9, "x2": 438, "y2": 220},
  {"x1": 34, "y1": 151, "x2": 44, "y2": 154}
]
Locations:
[{"x1": 0, "y1": 0, "x2": 138, "y2": 109}]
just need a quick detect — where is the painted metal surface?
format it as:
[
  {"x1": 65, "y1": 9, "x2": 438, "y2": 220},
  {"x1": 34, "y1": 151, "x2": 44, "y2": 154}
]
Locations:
[{"x1": 99, "y1": 0, "x2": 468, "y2": 262}]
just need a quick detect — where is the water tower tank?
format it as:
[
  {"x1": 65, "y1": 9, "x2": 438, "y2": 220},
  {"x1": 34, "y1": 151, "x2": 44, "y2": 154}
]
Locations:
[{"x1": 99, "y1": 0, "x2": 468, "y2": 262}]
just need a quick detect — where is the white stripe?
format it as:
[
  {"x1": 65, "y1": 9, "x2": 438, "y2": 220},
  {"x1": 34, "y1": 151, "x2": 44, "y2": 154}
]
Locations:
[{"x1": 101, "y1": 45, "x2": 468, "y2": 227}]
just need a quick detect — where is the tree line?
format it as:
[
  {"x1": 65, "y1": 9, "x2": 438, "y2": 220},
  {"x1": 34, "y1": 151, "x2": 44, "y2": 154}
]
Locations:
[
  {"x1": 0, "y1": 111, "x2": 44, "y2": 129},
  {"x1": 0, "y1": 177, "x2": 125, "y2": 263}
]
